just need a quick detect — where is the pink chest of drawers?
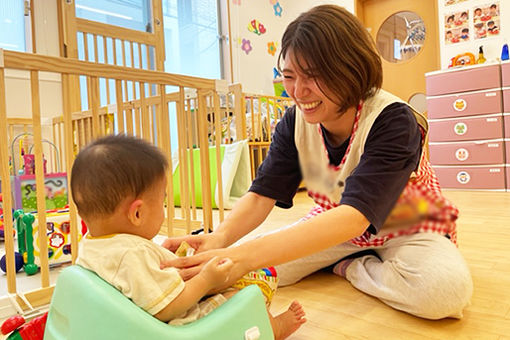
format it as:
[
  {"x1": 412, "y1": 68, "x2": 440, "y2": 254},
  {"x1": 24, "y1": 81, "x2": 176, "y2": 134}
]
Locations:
[{"x1": 426, "y1": 63, "x2": 507, "y2": 190}]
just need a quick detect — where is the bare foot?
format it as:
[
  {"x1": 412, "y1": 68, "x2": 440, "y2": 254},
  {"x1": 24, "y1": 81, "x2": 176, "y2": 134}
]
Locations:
[{"x1": 270, "y1": 301, "x2": 307, "y2": 340}]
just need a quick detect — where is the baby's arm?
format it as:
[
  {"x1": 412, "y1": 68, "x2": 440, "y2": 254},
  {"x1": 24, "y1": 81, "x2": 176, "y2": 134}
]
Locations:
[{"x1": 154, "y1": 256, "x2": 232, "y2": 322}]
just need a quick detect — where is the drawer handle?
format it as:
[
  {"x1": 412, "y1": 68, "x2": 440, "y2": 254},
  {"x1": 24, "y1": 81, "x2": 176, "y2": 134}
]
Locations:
[
  {"x1": 456, "y1": 171, "x2": 470, "y2": 184},
  {"x1": 455, "y1": 148, "x2": 469, "y2": 161},
  {"x1": 454, "y1": 122, "x2": 467, "y2": 135},
  {"x1": 452, "y1": 98, "x2": 467, "y2": 112}
]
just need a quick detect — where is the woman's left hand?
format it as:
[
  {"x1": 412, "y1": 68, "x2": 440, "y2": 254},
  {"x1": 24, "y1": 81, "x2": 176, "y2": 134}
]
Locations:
[
  {"x1": 161, "y1": 248, "x2": 224, "y2": 281},
  {"x1": 161, "y1": 247, "x2": 250, "y2": 289}
]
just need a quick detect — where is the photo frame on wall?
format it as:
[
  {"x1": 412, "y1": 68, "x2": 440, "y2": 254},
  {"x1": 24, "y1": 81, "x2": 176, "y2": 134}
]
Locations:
[
  {"x1": 473, "y1": 2, "x2": 500, "y2": 40},
  {"x1": 445, "y1": 10, "x2": 470, "y2": 44}
]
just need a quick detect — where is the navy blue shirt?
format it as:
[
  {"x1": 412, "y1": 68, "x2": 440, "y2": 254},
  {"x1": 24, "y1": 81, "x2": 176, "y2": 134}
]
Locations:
[{"x1": 249, "y1": 102, "x2": 422, "y2": 234}]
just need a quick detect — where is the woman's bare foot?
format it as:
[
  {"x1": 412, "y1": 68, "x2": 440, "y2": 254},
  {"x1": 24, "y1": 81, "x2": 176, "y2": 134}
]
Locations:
[{"x1": 270, "y1": 301, "x2": 306, "y2": 340}]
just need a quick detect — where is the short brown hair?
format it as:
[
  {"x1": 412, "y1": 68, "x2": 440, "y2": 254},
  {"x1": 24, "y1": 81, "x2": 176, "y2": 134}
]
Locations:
[
  {"x1": 277, "y1": 5, "x2": 382, "y2": 113},
  {"x1": 71, "y1": 134, "x2": 168, "y2": 219}
]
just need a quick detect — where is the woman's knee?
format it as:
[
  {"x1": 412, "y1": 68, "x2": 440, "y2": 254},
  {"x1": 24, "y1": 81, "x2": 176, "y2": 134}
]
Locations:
[{"x1": 406, "y1": 262, "x2": 473, "y2": 320}]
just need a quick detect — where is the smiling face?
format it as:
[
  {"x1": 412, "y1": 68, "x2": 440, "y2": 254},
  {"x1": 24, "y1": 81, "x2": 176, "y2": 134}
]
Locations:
[
  {"x1": 282, "y1": 52, "x2": 342, "y2": 126},
  {"x1": 276, "y1": 5, "x2": 382, "y2": 119}
]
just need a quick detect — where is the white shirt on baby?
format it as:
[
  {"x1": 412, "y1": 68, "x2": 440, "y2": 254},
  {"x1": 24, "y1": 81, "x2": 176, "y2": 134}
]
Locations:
[{"x1": 77, "y1": 233, "x2": 185, "y2": 316}]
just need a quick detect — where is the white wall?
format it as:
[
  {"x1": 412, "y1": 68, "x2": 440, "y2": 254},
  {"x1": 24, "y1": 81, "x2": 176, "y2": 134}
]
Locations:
[
  {"x1": 438, "y1": 0, "x2": 509, "y2": 69},
  {"x1": 229, "y1": 0, "x2": 354, "y2": 94}
]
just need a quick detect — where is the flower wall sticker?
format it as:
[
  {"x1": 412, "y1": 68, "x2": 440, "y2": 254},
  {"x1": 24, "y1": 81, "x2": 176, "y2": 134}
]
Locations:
[
  {"x1": 269, "y1": 0, "x2": 278, "y2": 4},
  {"x1": 247, "y1": 19, "x2": 266, "y2": 35},
  {"x1": 241, "y1": 39, "x2": 252, "y2": 54},
  {"x1": 267, "y1": 41, "x2": 277, "y2": 56},
  {"x1": 273, "y1": 2, "x2": 282, "y2": 17},
  {"x1": 233, "y1": 0, "x2": 241, "y2": 5}
]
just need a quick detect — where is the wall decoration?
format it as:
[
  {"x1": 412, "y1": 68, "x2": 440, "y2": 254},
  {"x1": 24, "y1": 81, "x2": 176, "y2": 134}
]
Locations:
[
  {"x1": 269, "y1": 0, "x2": 278, "y2": 4},
  {"x1": 233, "y1": 0, "x2": 241, "y2": 5},
  {"x1": 445, "y1": 0, "x2": 468, "y2": 5},
  {"x1": 445, "y1": 10, "x2": 469, "y2": 44},
  {"x1": 241, "y1": 38, "x2": 253, "y2": 54},
  {"x1": 247, "y1": 19, "x2": 266, "y2": 35},
  {"x1": 473, "y1": 2, "x2": 500, "y2": 40},
  {"x1": 267, "y1": 41, "x2": 277, "y2": 56},
  {"x1": 273, "y1": 3, "x2": 282, "y2": 17}
]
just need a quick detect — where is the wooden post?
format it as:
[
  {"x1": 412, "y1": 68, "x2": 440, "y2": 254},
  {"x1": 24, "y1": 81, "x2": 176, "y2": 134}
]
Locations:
[
  {"x1": 213, "y1": 92, "x2": 224, "y2": 222},
  {"x1": 197, "y1": 90, "x2": 213, "y2": 232},
  {"x1": 115, "y1": 80, "x2": 124, "y2": 133},
  {"x1": 159, "y1": 84, "x2": 174, "y2": 236},
  {"x1": 62, "y1": 74, "x2": 79, "y2": 264},
  {"x1": 88, "y1": 76, "x2": 100, "y2": 138},
  {"x1": 30, "y1": 71, "x2": 50, "y2": 287},
  {"x1": 177, "y1": 88, "x2": 191, "y2": 232},
  {"x1": 0, "y1": 60, "x2": 17, "y2": 293}
]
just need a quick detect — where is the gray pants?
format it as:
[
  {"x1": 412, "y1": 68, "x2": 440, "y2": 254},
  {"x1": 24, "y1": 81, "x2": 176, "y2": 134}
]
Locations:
[{"x1": 274, "y1": 232, "x2": 473, "y2": 320}]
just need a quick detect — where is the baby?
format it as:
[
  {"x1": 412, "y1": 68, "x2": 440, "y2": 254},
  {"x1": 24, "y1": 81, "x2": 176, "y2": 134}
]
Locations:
[{"x1": 72, "y1": 134, "x2": 305, "y2": 339}]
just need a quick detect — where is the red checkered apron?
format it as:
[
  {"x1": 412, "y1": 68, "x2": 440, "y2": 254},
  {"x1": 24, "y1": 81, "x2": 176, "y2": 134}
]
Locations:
[{"x1": 303, "y1": 108, "x2": 459, "y2": 247}]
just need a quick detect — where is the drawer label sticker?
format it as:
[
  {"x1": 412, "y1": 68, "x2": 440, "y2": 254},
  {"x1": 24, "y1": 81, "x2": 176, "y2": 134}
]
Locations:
[
  {"x1": 455, "y1": 148, "x2": 469, "y2": 161},
  {"x1": 454, "y1": 122, "x2": 467, "y2": 135},
  {"x1": 457, "y1": 171, "x2": 470, "y2": 184},
  {"x1": 453, "y1": 99, "x2": 467, "y2": 112}
]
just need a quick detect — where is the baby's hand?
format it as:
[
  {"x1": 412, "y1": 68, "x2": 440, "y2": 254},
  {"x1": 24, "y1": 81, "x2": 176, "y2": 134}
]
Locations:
[{"x1": 200, "y1": 256, "x2": 234, "y2": 288}]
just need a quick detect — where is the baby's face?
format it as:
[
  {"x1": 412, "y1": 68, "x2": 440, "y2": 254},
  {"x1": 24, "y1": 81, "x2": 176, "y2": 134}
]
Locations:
[{"x1": 141, "y1": 176, "x2": 167, "y2": 239}]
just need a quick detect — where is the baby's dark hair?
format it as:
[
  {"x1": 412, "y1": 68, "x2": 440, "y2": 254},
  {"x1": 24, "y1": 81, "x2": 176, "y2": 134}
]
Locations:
[{"x1": 71, "y1": 134, "x2": 168, "y2": 219}]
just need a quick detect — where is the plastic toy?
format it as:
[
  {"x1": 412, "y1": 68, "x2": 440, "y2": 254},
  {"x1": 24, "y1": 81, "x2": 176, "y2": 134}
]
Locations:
[
  {"x1": 502, "y1": 43, "x2": 509, "y2": 61},
  {"x1": 0, "y1": 210, "x2": 39, "y2": 275},
  {"x1": 272, "y1": 67, "x2": 289, "y2": 97},
  {"x1": 0, "y1": 209, "x2": 84, "y2": 274},
  {"x1": 12, "y1": 173, "x2": 68, "y2": 213},
  {"x1": 44, "y1": 265, "x2": 274, "y2": 340},
  {"x1": 0, "y1": 192, "x2": 4, "y2": 239},
  {"x1": 452, "y1": 52, "x2": 476, "y2": 67},
  {"x1": 1, "y1": 312, "x2": 48, "y2": 340},
  {"x1": 6, "y1": 132, "x2": 69, "y2": 213}
]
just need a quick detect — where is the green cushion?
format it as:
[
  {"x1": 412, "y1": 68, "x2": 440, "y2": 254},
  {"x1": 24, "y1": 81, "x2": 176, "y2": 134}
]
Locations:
[{"x1": 44, "y1": 265, "x2": 274, "y2": 340}]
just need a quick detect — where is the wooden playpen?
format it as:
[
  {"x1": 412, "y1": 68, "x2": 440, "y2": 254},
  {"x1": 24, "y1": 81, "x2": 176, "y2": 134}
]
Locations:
[{"x1": 0, "y1": 48, "x2": 235, "y2": 311}]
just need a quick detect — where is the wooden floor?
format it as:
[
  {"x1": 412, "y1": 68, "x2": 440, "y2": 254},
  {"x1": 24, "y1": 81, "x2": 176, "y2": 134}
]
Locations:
[
  {"x1": 258, "y1": 190, "x2": 510, "y2": 340},
  {"x1": 1, "y1": 190, "x2": 508, "y2": 339}
]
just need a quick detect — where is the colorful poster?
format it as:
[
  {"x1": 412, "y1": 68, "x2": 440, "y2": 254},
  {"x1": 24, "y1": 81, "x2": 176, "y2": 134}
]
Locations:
[
  {"x1": 445, "y1": 10, "x2": 469, "y2": 44},
  {"x1": 445, "y1": 0, "x2": 468, "y2": 5},
  {"x1": 473, "y1": 2, "x2": 500, "y2": 40}
]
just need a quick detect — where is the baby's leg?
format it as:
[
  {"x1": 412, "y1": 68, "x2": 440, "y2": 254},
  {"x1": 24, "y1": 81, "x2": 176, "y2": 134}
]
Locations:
[{"x1": 269, "y1": 301, "x2": 306, "y2": 340}]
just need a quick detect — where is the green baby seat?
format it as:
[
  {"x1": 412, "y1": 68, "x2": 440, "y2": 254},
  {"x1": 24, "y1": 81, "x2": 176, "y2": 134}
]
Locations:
[{"x1": 44, "y1": 265, "x2": 274, "y2": 340}]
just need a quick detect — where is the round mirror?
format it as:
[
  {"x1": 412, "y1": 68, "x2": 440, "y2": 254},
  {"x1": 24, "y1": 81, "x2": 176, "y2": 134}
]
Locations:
[{"x1": 376, "y1": 11, "x2": 426, "y2": 63}]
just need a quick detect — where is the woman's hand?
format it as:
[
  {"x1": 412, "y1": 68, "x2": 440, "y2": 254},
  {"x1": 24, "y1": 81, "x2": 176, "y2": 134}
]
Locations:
[
  {"x1": 161, "y1": 246, "x2": 251, "y2": 290},
  {"x1": 160, "y1": 231, "x2": 227, "y2": 254},
  {"x1": 161, "y1": 248, "x2": 227, "y2": 281}
]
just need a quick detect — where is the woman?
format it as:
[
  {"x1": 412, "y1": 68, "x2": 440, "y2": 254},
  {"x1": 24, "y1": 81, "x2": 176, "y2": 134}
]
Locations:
[{"x1": 162, "y1": 5, "x2": 472, "y2": 320}]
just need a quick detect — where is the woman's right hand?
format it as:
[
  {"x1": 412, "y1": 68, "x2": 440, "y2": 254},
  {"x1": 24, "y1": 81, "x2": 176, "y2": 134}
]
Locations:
[{"x1": 161, "y1": 231, "x2": 227, "y2": 254}]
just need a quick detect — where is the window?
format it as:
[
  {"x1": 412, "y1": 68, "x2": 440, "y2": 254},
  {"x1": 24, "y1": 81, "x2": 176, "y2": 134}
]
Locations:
[
  {"x1": 75, "y1": 0, "x2": 152, "y2": 32},
  {"x1": 0, "y1": 0, "x2": 30, "y2": 52},
  {"x1": 163, "y1": 0, "x2": 221, "y2": 79}
]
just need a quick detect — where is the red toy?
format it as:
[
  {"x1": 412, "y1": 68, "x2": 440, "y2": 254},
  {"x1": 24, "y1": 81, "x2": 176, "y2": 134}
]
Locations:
[{"x1": 0, "y1": 312, "x2": 47, "y2": 340}]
